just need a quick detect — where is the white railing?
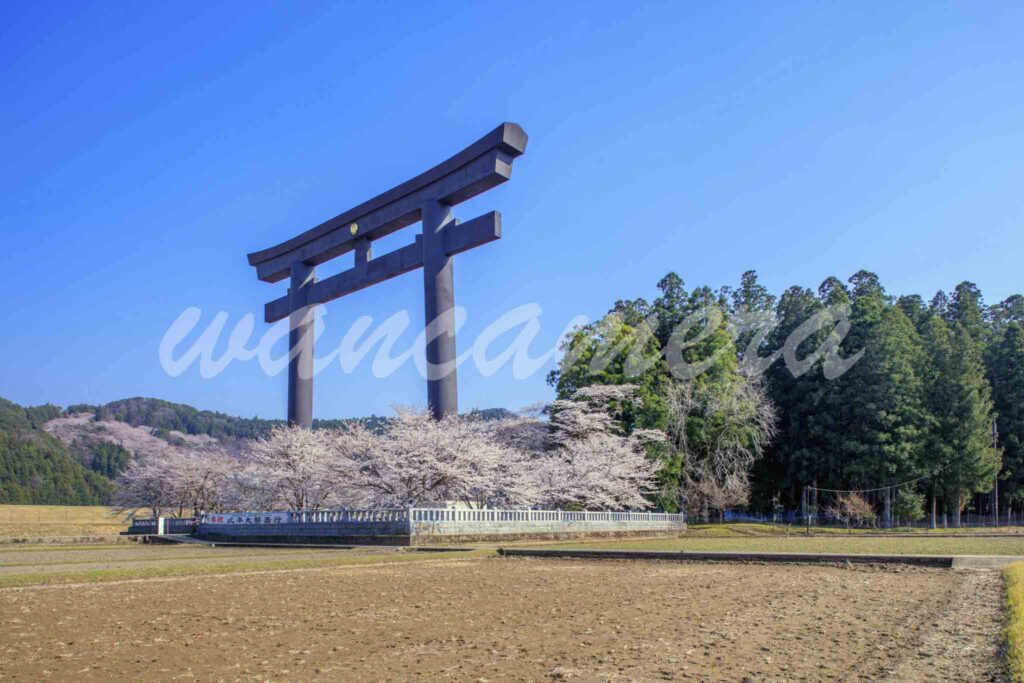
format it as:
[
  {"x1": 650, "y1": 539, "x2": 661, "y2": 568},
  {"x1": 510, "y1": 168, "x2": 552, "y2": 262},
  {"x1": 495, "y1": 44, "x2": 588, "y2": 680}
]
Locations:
[
  {"x1": 408, "y1": 508, "x2": 685, "y2": 524},
  {"x1": 292, "y1": 508, "x2": 410, "y2": 524},
  {"x1": 197, "y1": 507, "x2": 685, "y2": 526}
]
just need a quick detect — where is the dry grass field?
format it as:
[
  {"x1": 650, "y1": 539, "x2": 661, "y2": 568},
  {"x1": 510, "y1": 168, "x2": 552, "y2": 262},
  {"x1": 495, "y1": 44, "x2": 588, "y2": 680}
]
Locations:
[
  {"x1": 0, "y1": 544, "x2": 1008, "y2": 681},
  {"x1": 0, "y1": 505, "x2": 135, "y2": 539},
  {"x1": 1007, "y1": 562, "x2": 1024, "y2": 681}
]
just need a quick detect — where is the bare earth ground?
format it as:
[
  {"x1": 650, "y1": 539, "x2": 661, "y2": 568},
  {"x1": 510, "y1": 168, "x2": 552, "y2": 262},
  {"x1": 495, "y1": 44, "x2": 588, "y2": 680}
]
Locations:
[
  {"x1": 882, "y1": 569, "x2": 1004, "y2": 682},
  {"x1": 0, "y1": 554, "x2": 1006, "y2": 682},
  {"x1": 0, "y1": 545, "x2": 398, "y2": 578},
  {"x1": 551, "y1": 535, "x2": 1024, "y2": 556},
  {"x1": 0, "y1": 544, "x2": 446, "y2": 589}
]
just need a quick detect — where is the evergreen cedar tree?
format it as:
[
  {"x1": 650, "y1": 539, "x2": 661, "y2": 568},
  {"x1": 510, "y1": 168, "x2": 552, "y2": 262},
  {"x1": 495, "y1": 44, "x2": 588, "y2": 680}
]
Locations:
[{"x1": 549, "y1": 270, "x2": 1017, "y2": 520}]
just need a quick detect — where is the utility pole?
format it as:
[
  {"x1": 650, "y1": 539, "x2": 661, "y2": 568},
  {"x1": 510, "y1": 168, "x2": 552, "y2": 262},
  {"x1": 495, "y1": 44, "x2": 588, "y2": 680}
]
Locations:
[
  {"x1": 812, "y1": 482, "x2": 817, "y2": 528},
  {"x1": 993, "y1": 418, "x2": 1000, "y2": 528},
  {"x1": 803, "y1": 486, "x2": 810, "y2": 535}
]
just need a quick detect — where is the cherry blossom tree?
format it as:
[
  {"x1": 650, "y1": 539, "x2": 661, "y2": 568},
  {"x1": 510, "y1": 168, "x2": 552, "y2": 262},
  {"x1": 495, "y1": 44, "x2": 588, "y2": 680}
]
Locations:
[
  {"x1": 548, "y1": 384, "x2": 638, "y2": 445},
  {"x1": 482, "y1": 412, "x2": 550, "y2": 453},
  {"x1": 116, "y1": 389, "x2": 671, "y2": 515},
  {"x1": 221, "y1": 463, "x2": 283, "y2": 512},
  {"x1": 242, "y1": 425, "x2": 345, "y2": 510},
  {"x1": 114, "y1": 455, "x2": 178, "y2": 517},
  {"x1": 115, "y1": 445, "x2": 233, "y2": 517},
  {"x1": 532, "y1": 432, "x2": 662, "y2": 509},
  {"x1": 330, "y1": 409, "x2": 539, "y2": 508},
  {"x1": 334, "y1": 393, "x2": 665, "y2": 511},
  {"x1": 539, "y1": 385, "x2": 664, "y2": 510},
  {"x1": 164, "y1": 448, "x2": 232, "y2": 518}
]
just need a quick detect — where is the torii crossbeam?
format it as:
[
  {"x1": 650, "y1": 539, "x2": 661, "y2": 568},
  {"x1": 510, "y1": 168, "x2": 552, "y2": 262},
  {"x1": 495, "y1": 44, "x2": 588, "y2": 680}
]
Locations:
[{"x1": 246, "y1": 122, "x2": 528, "y2": 426}]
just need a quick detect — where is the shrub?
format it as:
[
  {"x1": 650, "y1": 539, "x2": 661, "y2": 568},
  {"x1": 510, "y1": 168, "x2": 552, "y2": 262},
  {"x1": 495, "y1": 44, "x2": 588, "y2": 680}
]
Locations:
[
  {"x1": 892, "y1": 488, "x2": 926, "y2": 524},
  {"x1": 827, "y1": 492, "x2": 877, "y2": 529}
]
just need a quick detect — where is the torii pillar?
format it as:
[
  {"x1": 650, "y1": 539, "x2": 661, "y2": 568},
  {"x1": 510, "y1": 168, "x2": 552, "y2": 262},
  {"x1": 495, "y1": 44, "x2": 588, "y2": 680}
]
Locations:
[
  {"x1": 421, "y1": 199, "x2": 458, "y2": 418},
  {"x1": 287, "y1": 262, "x2": 317, "y2": 428}
]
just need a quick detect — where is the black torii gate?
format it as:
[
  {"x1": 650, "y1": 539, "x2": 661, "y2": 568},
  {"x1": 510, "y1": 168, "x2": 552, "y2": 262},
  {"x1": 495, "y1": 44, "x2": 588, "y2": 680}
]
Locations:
[{"x1": 246, "y1": 123, "x2": 528, "y2": 426}]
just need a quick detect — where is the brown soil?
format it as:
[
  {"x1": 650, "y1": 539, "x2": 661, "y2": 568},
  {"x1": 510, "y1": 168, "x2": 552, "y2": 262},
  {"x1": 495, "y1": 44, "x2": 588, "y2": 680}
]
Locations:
[
  {"x1": 881, "y1": 569, "x2": 1006, "y2": 682},
  {"x1": 0, "y1": 558, "x2": 1005, "y2": 681},
  {"x1": 0, "y1": 544, "x2": 395, "y2": 577}
]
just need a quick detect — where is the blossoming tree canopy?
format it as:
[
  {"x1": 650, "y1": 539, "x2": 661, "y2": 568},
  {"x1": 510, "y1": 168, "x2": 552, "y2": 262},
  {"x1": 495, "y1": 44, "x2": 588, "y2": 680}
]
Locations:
[{"x1": 116, "y1": 385, "x2": 666, "y2": 515}]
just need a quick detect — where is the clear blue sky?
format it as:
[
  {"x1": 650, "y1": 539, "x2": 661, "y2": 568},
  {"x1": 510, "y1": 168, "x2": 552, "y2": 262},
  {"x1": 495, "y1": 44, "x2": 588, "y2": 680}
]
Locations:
[{"x1": 2, "y1": 2, "x2": 1022, "y2": 419}]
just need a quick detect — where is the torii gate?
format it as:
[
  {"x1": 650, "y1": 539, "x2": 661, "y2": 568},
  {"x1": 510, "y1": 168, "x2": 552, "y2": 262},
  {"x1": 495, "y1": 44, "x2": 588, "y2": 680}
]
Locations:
[{"x1": 246, "y1": 122, "x2": 528, "y2": 426}]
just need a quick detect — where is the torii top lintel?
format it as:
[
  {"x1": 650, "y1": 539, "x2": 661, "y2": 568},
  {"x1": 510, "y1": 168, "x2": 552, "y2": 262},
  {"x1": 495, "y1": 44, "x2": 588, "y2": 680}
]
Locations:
[{"x1": 246, "y1": 122, "x2": 528, "y2": 285}]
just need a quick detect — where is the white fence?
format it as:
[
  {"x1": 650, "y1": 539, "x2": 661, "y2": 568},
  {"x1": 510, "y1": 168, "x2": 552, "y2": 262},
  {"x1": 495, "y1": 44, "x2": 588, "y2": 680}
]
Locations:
[
  {"x1": 171, "y1": 507, "x2": 688, "y2": 542},
  {"x1": 407, "y1": 507, "x2": 686, "y2": 537},
  {"x1": 197, "y1": 507, "x2": 686, "y2": 527},
  {"x1": 408, "y1": 508, "x2": 685, "y2": 524}
]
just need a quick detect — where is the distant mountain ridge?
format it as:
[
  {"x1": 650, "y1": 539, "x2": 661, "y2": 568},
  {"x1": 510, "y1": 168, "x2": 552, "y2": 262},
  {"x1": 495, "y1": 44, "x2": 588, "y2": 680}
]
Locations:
[
  {"x1": 67, "y1": 397, "x2": 514, "y2": 441},
  {"x1": 68, "y1": 397, "x2": 302, "y2": 441}
]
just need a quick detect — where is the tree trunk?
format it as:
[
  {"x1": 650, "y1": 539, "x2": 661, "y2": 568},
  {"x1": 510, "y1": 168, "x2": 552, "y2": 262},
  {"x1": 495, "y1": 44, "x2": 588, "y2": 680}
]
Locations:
[
  {"x1": 882, "y1": 486, "x2": 892, "y2": 529},
  {"x1": 930, "y1": 491, "x2": 937, "y2": 529},
  {"x1": 951, "y1": 491, "x2": 962, "y2": 528}
]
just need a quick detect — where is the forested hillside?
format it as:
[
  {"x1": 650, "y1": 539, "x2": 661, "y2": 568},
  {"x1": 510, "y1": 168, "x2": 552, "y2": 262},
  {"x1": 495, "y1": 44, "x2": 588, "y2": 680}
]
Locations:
[
  {"x1": 1, "y1": 396, "x2": 513, "y2": 505},
  {"x1": 549, "y1": 270, "x2": 1024, "y2": 522},
  {"x1": 0, "y1": 398, "x2": 113, "y2": 504}
]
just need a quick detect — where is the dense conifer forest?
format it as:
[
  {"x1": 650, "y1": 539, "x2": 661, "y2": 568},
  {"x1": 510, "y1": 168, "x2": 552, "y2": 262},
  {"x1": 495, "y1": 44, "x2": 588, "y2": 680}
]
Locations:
[{"x1": 549, "y1": 270, "x2": 1024, "y2": 520}]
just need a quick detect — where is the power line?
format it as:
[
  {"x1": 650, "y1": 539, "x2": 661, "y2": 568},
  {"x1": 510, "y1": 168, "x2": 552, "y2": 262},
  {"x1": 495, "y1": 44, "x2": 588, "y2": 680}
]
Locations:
[
  {"x1": 809, "y1": 440, "x2": 998, "y2": 495},
  {"x1": 811, "y1": 471, "x2": 935, "y2": 494}
]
